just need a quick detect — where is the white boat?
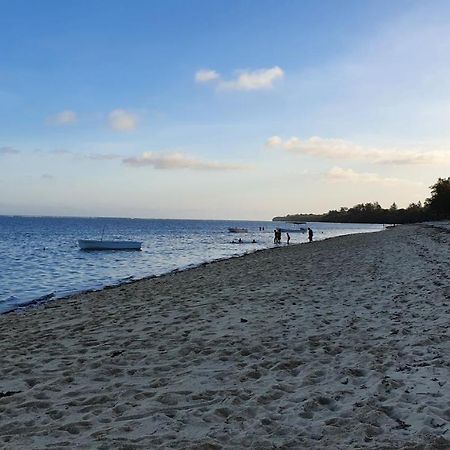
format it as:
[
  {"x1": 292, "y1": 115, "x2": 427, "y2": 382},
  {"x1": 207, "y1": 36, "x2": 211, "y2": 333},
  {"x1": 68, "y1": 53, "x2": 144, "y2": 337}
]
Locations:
[
  {"x1": 78, "y1": 239, "x2": 142, "y2": 250},
  {"x1": 228, "y1": 227, "x2": 248, "y2": 233}
]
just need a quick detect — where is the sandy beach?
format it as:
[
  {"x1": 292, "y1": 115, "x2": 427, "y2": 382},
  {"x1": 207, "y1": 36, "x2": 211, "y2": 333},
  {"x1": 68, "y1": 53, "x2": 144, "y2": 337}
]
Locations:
[{"x1": 0, "y1": 224, "x2": 449, "y2": 449}]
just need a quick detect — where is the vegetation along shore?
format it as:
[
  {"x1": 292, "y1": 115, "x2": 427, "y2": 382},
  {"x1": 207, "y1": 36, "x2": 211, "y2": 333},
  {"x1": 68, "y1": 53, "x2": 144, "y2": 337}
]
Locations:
[{"x1": 274, "y1": 177, "x2": 450, "y2": 224}]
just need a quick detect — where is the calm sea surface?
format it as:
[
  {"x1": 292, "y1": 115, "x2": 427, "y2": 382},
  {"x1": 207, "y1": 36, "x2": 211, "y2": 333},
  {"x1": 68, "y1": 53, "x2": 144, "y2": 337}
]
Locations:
[{"x1": 0, "y1": 216, "x2": 383, "y2": 313}]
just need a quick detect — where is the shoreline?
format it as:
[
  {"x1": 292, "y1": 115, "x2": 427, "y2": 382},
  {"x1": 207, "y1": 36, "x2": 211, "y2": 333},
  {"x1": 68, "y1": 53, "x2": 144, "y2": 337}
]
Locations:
[
  {"x1": 1, "y1": 224, "x2": 449, "y2": 448},
  {"x1": 3, "y1": 241, "x2": 281, "y2": 316},
  {"x1": 1, "y1": 240, "x2": 270, "y2": 316},
  {"x1": 3, "y1": 228, "x2": 380, "y2": 316}
]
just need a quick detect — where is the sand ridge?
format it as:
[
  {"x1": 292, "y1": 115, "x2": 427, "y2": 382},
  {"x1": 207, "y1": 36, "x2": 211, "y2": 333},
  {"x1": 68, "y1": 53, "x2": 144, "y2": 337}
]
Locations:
[{"x1": 0, "y1": 224, "x2": 449, "y2": 449}]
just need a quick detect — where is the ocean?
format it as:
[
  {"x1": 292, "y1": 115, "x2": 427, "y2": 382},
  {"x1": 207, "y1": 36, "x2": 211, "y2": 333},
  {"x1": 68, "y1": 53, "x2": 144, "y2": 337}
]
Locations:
[{"x1": 0, "y1": 216, "x2": 383, "y2": 313}]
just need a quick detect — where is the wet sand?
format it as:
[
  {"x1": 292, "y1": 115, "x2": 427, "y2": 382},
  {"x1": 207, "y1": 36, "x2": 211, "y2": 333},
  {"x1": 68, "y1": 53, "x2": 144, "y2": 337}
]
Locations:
[{"x1": 1, "y1": 224, "x2": 449, "y2": 449}]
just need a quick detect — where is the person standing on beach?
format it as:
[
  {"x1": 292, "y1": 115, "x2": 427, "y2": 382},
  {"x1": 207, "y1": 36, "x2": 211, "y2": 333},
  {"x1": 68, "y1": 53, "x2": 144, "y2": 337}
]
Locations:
[
  {"x1": 308, "y1": 227, "x2": 313, "y2": 242},
  {"x1": 287, "y1": 232, "x2": 291, "y2": 245}
]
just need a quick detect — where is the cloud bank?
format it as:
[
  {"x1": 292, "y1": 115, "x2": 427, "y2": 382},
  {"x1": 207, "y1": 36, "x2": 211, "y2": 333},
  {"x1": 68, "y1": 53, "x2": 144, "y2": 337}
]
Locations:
[
  {"x1": 108, "y1": 109, "x2": 138, "y2": 132},
  {"x1": 123, "y1": 152, "x2": 247, "y2": 171},
  {"x1": 45, "y1": 148, "x2": 245, "y2": 171},
  {"x1": 195, "y1": 66, "x2": 284, "y2": 91},
  {"x1": 267, "y1": 136, "x2": 450, "y2": 165}
]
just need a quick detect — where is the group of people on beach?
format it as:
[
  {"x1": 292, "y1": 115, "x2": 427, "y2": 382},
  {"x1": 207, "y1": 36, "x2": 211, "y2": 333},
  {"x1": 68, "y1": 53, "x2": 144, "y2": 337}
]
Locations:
[
  {"x1": 231, "y1": 226, "x2": 314, "y2": 246},
  {"x1": 273, "y1": 227, "x2": 314, "y2": 245},
  {"x1": 273, "y1": 229, "x2": 283, "y2": 244}
]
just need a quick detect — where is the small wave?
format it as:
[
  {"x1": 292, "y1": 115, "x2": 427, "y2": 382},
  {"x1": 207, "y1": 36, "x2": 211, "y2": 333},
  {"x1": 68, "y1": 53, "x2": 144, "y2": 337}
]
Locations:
[{"x1": 1, "y1": 292, "x2": 55, "y2": 314}]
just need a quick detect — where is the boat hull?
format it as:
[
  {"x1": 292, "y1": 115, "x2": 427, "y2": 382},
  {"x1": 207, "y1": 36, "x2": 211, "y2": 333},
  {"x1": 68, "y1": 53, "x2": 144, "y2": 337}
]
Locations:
[{"x1": 78, "y1": 240, "x2": 142, "y2": 250}]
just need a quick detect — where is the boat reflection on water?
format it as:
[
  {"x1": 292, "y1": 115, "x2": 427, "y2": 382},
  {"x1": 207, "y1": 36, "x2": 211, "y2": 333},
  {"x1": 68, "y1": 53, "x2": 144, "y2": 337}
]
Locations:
[
  {"x1": 78, "y1": 239, "x2": 142, "y2": 251},
  {"x1": 228, "y1": 227, "x2": 248, "y2": 233}
]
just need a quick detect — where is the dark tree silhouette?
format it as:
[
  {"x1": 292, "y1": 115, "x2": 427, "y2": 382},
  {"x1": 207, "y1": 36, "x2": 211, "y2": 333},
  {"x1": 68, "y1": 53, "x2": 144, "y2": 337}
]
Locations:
[
  {"x1": 424, "y1": 177, "x2": 450, "y2": 218},
  {"x1": 273, "y1": 176, "x2": 449, "y2": 224}
]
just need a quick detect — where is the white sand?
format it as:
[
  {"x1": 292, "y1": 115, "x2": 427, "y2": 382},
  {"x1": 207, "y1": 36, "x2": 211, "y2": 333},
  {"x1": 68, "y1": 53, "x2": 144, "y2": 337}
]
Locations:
[{"x1": 0, "y1": 224, "x2": 449, "y2": 449}]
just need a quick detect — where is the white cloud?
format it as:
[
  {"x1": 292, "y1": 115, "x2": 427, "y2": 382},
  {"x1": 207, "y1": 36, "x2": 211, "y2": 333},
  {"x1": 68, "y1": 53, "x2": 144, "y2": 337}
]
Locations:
[
  {"x1": 266, "y1": 136, "x2": 283, "y2": 148},
  {"x1": 108, "y1": 109, "x2": 138, "y2": 132},
  {"x1": 123, "y1": 152, "x2": 247, "y2": 171},
  {"x1": 325, "y1": 167, "x2": 424, "y2": 187},
  {"x1": 219, "y1": 66, "x2": 284, "y2": 91},
  {"x1": 46, "y1": 110, "x2": 77, "y2": 125},
  {"x1": 195, "y1": 66, "x2": 284, "y2": 91},
  {"x1": 195, "y1": 69, "x2": 220, "y2": 83},
  {"x1": 267, "y1": 135, "x2": 450, "y2": 165},
  {"x1": 0, "y1": 146, "x2": 19, "y2": 155},
  {"x1": 41, "y1": 174, "x2": 54, "y2": 180}
]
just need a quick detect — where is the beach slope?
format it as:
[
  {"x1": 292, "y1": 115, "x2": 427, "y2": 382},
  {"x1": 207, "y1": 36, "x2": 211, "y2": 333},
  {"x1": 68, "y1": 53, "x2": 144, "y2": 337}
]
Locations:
[{"x1": 1, "y1": 225, "x2": 449, "y2": 449}]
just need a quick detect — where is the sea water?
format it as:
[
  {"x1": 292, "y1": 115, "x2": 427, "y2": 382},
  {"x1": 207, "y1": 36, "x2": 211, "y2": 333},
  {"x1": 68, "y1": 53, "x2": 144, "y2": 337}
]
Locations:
[{"x1": 0, "y1": 216, "x2": 383, "y2": 313}]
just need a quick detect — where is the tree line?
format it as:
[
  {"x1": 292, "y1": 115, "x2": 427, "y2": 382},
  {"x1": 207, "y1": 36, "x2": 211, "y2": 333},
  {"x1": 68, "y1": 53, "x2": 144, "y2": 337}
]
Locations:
[{"x1": 273, "y1": 177, "x2": 450, "y2": 224}]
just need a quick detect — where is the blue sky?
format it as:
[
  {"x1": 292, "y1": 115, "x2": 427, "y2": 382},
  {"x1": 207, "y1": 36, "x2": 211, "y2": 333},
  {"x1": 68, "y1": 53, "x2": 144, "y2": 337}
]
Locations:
[{"x1": 1, "y1": 0, "x2": 450, "y2": 219}]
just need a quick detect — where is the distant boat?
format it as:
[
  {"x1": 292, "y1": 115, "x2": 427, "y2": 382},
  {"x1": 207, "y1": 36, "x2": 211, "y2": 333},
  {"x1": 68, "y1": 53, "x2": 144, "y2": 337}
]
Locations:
[
  {"x1": 228, "y1": 227, "x2": 248, "y2": 233},
  {"x1": 78, "y1": 239, "x2": 142, "y2": 250}
]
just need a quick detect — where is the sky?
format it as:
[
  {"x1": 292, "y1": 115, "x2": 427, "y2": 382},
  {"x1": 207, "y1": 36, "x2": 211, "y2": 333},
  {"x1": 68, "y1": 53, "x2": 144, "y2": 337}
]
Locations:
[{"x1": 1, "y1": 0, "x2": 450, "y2": 220}]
